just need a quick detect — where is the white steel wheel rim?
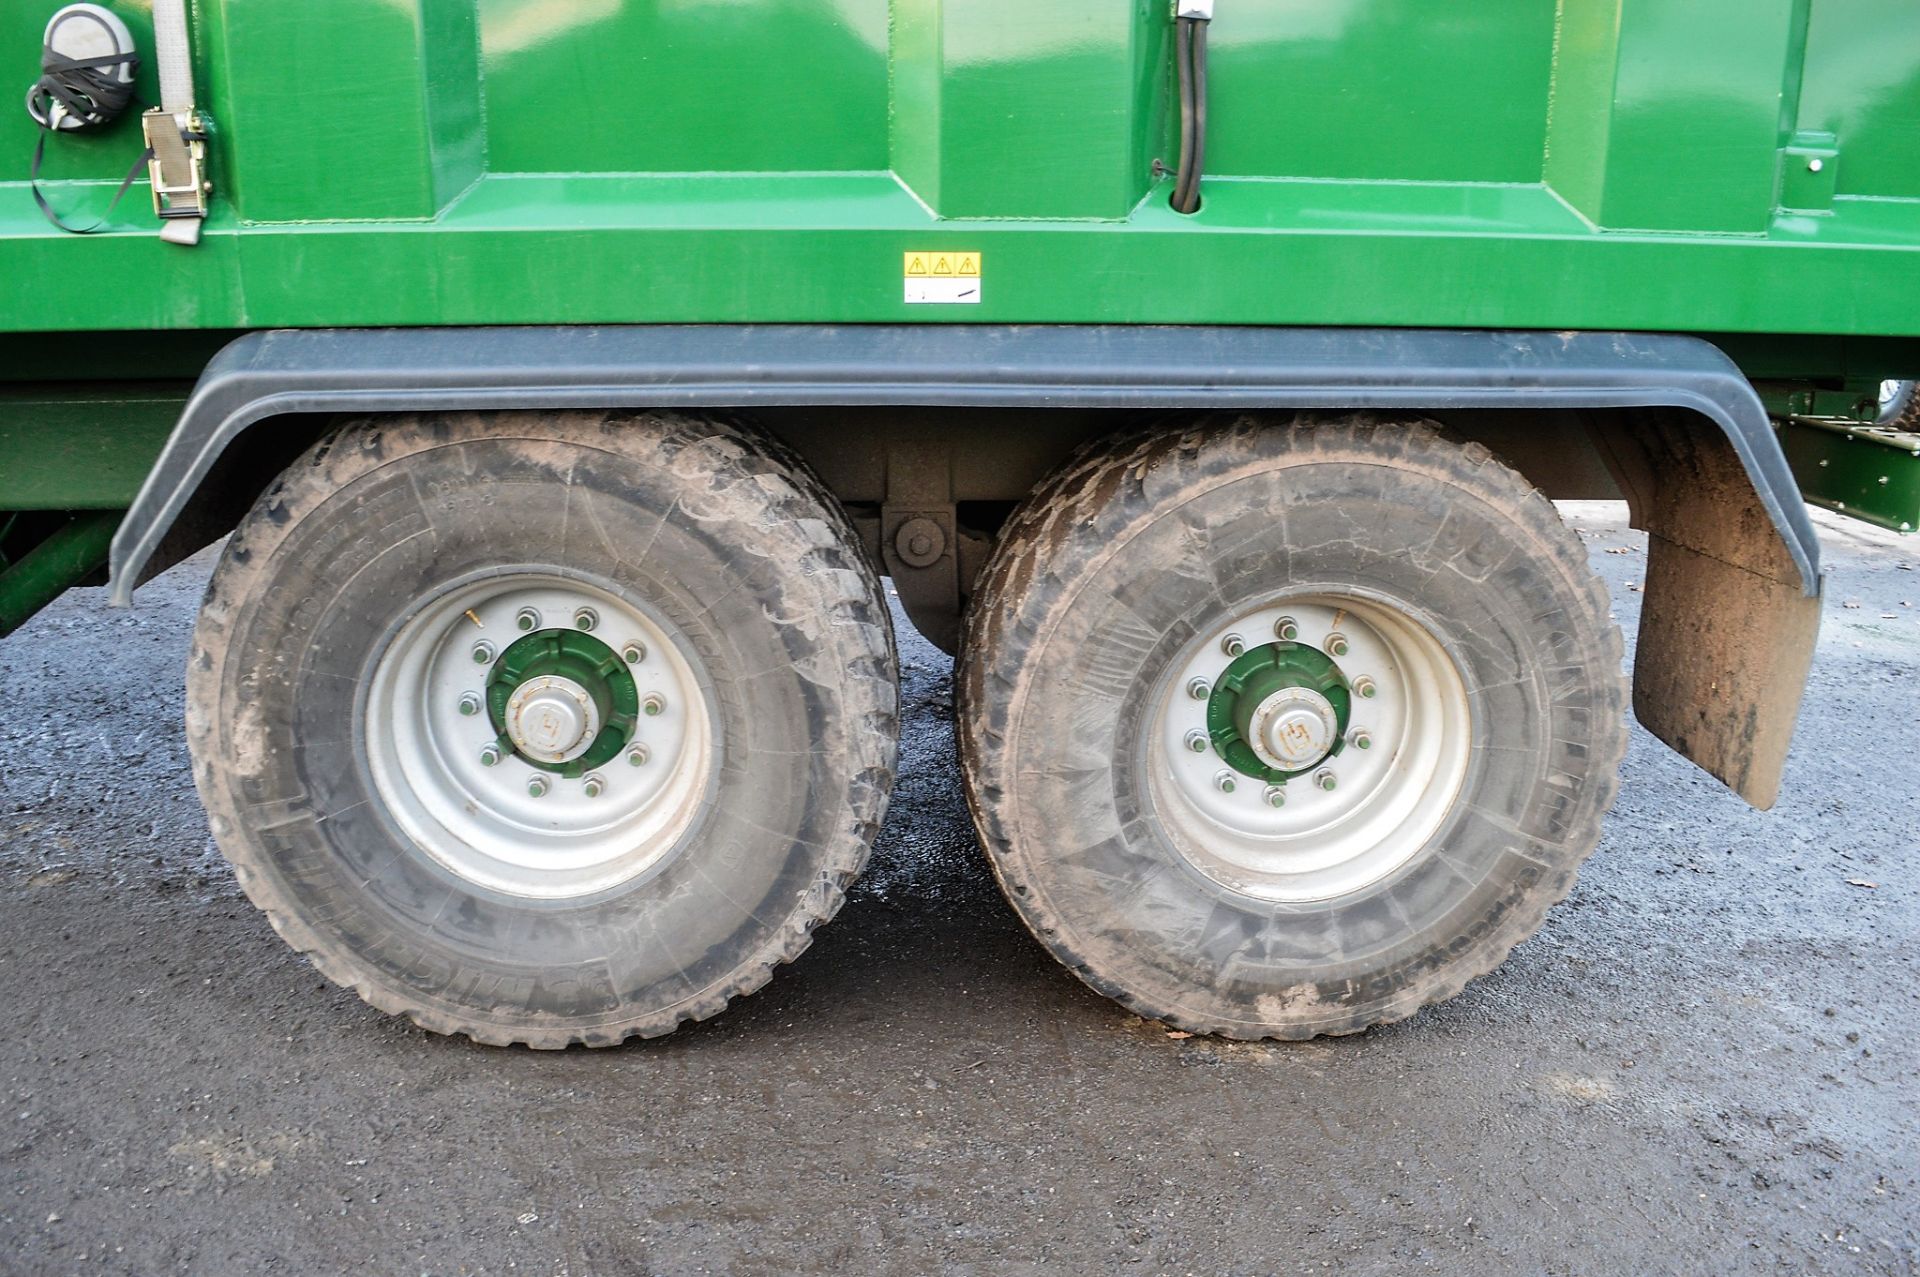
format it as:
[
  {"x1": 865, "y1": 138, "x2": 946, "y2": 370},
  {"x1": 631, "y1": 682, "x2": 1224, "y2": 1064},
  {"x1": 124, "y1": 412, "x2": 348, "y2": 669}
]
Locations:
[
  {"x1": 363, "y1": 573, "x2": 715, "y2": 900},
  {"x1": 1146, "y1": 592, "x2": 1472, "y2": 903}
]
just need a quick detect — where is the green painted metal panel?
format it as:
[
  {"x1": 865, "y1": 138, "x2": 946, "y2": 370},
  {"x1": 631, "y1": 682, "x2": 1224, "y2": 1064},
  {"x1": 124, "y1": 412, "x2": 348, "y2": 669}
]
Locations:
[
  {"x1": 0, "y1": 388, "x2": 185, "y2": 508},
  {"x1": 891, "y1": 0, "x2": 1160, "y2": 220},
  {"x1": 1778, "y1": 418, "x2": 1920, "y2": 532},
  {"x1": 202, "y1": 0, "x2": 482, "y2": 222},
  {"x1": 1209, "y1": 2, "x2": 1556, "y2": 183},
  {"x1": 1795, "y1": 0, "x2": 1920, "y2": 201},
  {"x1": 1548, "y1": 0, "x2": 1803, "y2": 232},
  {"x1": 478, "y1": 0, "x2": 889, "y2": 176},
  {"x1": 0, "y1": 0, "x2": 1915, "y2": 351}
]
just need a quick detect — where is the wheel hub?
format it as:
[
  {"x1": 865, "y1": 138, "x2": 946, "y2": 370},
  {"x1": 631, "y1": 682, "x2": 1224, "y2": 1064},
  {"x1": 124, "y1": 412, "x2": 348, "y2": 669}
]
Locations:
[
  {"x1": 1206, "y1": 640, "x2": 1352, "y2": 782},
  {"x1": 483, "y1": 628, "x2": 638, "y2": 776},
  {"x1": 505, "y1": 675, "x2": 600, "y2": 764},
  {"x1": 1150, "y1": 594, "x2": 1472, "y2": 902},
  {"x1": 364, "y1": 576, "x2": 715, "y2": 899},
  {"x1": 1248, "y1": 687, "x2": 1339, "y2": 772}
]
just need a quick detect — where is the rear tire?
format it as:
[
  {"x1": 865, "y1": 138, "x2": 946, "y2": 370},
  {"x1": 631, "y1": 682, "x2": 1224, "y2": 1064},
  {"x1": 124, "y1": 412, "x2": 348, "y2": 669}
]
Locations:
[
  {"x1": 959, "y1": 416, "x2": 1627, "y2": 1039},
  {"x1": 188, "y1": 410, "x2": 897, "y2": 1047}
]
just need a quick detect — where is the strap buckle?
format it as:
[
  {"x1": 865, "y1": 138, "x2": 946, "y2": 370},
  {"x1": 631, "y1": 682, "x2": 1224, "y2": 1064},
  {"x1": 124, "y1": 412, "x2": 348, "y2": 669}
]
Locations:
[{"x1": 141, "y1": 107, "x2": 208, "y2": 245}]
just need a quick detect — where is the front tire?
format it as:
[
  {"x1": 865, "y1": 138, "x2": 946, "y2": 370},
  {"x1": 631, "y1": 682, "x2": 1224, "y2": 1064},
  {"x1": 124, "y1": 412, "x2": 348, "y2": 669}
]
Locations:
[
  {"x1": 959, "y1": 417, "x2": 1627, "y2": 1039},
  {"x1": 188, "y1": 410, "x2": 897, "y2": 1047}
]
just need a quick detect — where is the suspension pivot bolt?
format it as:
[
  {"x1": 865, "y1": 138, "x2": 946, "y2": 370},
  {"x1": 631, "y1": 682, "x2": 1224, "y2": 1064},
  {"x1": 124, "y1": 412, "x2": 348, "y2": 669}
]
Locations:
[
  {"x1": 514, "y1": 607, "x2": 541, "y2": 632},
  {"x1": 1349, "y1": 728, "x2": 1372, "y2": 750},
  {"x1": 642, "y1": 693, "x2": 666, "y2": 717},
  {"x1": 623, "y1": 643, "x2": 647, "y2": 665},
  {"x1": 1326, "y1": 634, "x2": 1350, "y2": 657},
  {"x1": 1263, "y1": 784, "x2": 1287, "y2": 809},
  {"x1": 1315, "y1": 768, "x2": 1338, "y2": 792},
  {"x1": 479, "y1": 743, "x2": 502, "y2": 767},
  {"x1": 1187, "y1": 677, "x2": 1211, "y2": 700},
  {"x1": 471, "y1": 640, "x2": 496, "y2": 665},
  {"x1": 1354, "y1": 676, "x2": 1377, "y2": 699},
  {"x1": 457, "y1": 692, "x2": 482, "y2": 717},
  {"x1": 582, "y1": 773, "x2": 606, "y2": 799},
  {"x1": 626, "y1": 744, "x2": 651, "y2": 767},
  {"x1": 527, "y1": 775, "x2": 550, "y2": 798},
  {"x1": 1213, "y1": 771, "x2": 1237, "y2": 795},
  {"x1": 1220, "y1": 634, "x2": 1245, "y2": 658},
  {"x1": 1273, "y1": 616, "x2": 1300, "y2": 642},
  {"x1": 573, "y1": 607, "x2": 599, "y2": 632},
  {"x1": 1184, "y1": 730, "x2": 1210, "y2": 754}
]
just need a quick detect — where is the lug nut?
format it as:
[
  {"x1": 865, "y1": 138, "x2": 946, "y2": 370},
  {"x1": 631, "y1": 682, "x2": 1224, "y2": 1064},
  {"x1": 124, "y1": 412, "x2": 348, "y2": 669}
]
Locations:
[
  {"x1": 1263, "y1": 784, "x2": 1287, "y2": 809},
  {"x1": 1349, "y1": 728, "x2": 1372, "y2": 750},
  {"x1": 1184, "y1": 730, "x2": 1209, "y2": 754},
  {"x1": 527, "y1": 775, "x2": 550, "y2": 798},
  {"x1": 1187, "y1": 677, "x2": 1211, "y2": 700},
  {"x1": 1220, "y1": 633, "x2": 1245, "y2": 659},
  {"x1": 1353, "y1": 676, "x2": 1378, "y2": 699},
  {"x1": 479, "y1": 743, "x2": 502, "y2": 767},
  {"x1": 642, "y1": 693, "x2": 666, "y2": 717},
  {"x1": 1326, "y1": 633, "x2": 1350, "y2": 657},
  {"x1": 515, "y1": 607, "x2": 542, "y2": 632},
  {"x1": 626, "y1": 744, "x2": 651, "y2": 767},
  {"x1": 623, "y1": 642, "x2": 647, "y2": 665},
  {"x1": 574, "y1": 607, "x2": 599, "y2": 632},
  {"x1": 1315, "y1": 768, "x2": 1338, "y2": 792},
  {"x1": 582, "y1": 773, "x2": 606, "y2": 799},
  {"x1": 471, "y1": 640, "x2": 496, "y2": 665},
  {"x1": 1213, "y1": 771, "x2": 1237, "y2": 794},
  {"x1": 1273, "y1": 616, "x2": 1300, "y2": 642},
  {"x1": 458, "y1": 692, "x2": 482, "y2": 717}
]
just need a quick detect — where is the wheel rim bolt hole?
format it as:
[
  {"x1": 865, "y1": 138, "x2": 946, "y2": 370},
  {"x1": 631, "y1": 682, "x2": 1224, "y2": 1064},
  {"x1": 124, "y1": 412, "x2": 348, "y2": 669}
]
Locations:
[
  {"x1": 1273, "y1": 616, "x2": 1299, "y2": 642},
  {"x1": 528, "y1": 775, "x2": 550, "y2": 799},
  {"x1": 1315, "y1": 768, "x2": 1337, "y2": 792},
  {"x1": 479, "y1": 743, "x2": 502, "y2": 767},
  {"x1": 583, "y1": 773, "x2": 606, "y2": 799},
  {"x1": 574, "y1": 608, "x2": 598, "y2": 632},
  {"x1": 1184, "y1": 730, "x2": 1209, "y2": 754},
  {"x1": 458, "y1": 692, "x2": 481, "y2": 717},
  {"x1": 1187, "y1": 677, "x2": 1211, "y2": 701},
  {"x1": 471, "y1": 640, "x2": 495, "y2": 666},
  {"x1": 1354, "y1": 675, "x2": 1377, "y2": 699},
  {"x1": 1349, "y1": 728, "x2": 1371, "y2": 750},
  {"x1": 515, "y1": 607, "x2": 542, "y2": 633},
  {"x1": 643, "y1": 693, "x2": 666, "y2": 717},
  {"x1": 623, "y1": 643, "x2": 646, "y2": 665},
  {"x1": 1326, "y1": 633, "x2": 1350, "y2": 657},
  {"x1": 1213, "y1": 771, "x2": 1237, "y2": 794},
  {"x1": 627, "y1": 744, "x2": 650, "y2": 767},
  {"x1": 1263, "y1": 784, "x2": 1286, "y2": 809},
  {"x1": 1220, "y1": 633, "x2": 1245, "y2": 658}
]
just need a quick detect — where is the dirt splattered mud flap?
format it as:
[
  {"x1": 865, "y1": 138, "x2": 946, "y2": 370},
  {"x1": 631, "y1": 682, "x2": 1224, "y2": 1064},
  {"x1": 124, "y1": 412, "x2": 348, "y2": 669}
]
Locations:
[
  {"x1": 1599, "y1": 408, "x2": 1823, "y2": 808},
  {"x1": 109, "y1": 325, "x2": 1822, "y2": 806}
]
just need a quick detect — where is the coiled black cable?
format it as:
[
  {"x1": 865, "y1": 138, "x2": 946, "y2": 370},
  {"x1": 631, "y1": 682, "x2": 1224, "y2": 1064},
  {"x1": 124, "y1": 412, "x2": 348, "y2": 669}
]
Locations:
[
  {"x1": 27, "y1": 35, "x2": 146, "y2": 235},
  {"x1": 1171, "y1": 15, "x2": 1210, "y2": 214},
  {"x1": 28, "y1": 48, "x2": 138, "y2": 131}
]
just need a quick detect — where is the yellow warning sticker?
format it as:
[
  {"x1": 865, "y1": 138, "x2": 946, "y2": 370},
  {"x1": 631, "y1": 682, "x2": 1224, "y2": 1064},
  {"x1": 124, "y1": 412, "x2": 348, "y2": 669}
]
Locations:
[
  {"x1": 904, "y1": 251, "x2": 982, "y2": 303},
  {"x1": 903, "y1": 252, "x2": 981, "y2": 278}
]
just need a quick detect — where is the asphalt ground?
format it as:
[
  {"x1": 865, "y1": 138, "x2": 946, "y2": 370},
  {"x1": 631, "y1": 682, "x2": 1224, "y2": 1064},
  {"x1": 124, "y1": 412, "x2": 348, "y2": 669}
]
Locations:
[{"x1": 1, "y1": 503, "x2": 1915, "y2": 1276}]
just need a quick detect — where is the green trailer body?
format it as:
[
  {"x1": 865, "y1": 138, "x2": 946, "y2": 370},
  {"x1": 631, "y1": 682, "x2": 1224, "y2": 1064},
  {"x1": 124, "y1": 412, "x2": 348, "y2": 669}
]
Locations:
[{"x1": 0, "y1": 0, "x2": 1915, "y2": 1045}]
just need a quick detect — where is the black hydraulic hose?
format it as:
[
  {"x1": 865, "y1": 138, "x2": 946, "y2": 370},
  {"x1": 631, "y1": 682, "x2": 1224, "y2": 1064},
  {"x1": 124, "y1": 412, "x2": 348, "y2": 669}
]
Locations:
[
  {"x1": 1173, "y1": 18, "x2": 1197, "y2": 213},
  {"x1": 1172, "y1": 16, "x2": 1210, "y2": 214}
]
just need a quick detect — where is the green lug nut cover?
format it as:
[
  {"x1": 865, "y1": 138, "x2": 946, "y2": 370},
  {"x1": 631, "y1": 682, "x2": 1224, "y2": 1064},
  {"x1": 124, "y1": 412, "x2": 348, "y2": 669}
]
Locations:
[
  {"x1": 485, "y1": 629, "x2": 640, "y2": 777},
  {"x1": 1205, "y1": 639, "x2": 1353, "y2": 783}
]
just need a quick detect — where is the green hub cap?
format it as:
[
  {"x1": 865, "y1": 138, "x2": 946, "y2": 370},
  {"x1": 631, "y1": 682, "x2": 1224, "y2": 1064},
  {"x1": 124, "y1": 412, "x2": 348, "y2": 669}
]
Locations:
[
  {"x1": 1205, "y1": 641, "x2": 1352, "y2": 782},
  {"x1": 484, "y1": 629, "x2": 638, "y2": 776}
]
